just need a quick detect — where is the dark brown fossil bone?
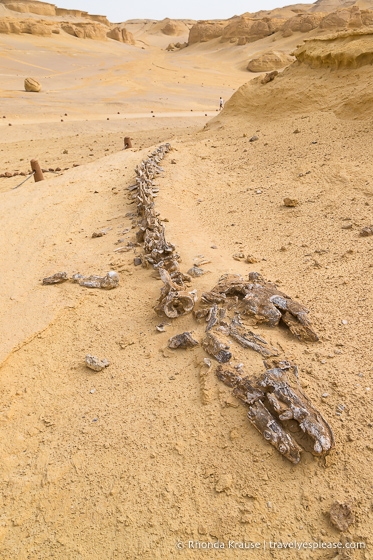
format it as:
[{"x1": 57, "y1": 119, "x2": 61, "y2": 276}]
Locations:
[
  {"x1": 228, "y1": 315, "x2": 279, "y2": 358},
  {"x1": 258, "y1": 365, "x2": 335, "y2": 456},
  {"x1": 202, "y1": 332, "x2": 232, "y2": 363},
  {"x1": 201, "y1": 272, "x2": 318, "y2": 342},
  {"x1": 216, "y1": 364, "x2": 302, "y2": 464},
  {"x1": 216, "y1": 361, "x2": 334, "y2": 462},
  {"x1": 168, "y1": 332, "x2": 199, "y2": 349},
  {"x1": 42, "y1": 272, "x2": 68, "y2": 285},
  {"x1": 155, "y1": 268, "x2": 196, "y2": 318}
]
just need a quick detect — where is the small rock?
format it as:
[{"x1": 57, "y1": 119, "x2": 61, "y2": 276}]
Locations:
[
  {"x1": 360, "y1": 226, "x2": 373, "y2": 237},
  {"x1": 293, "y1": 128, "x2": 300, "y2": 134},
  {"x1": 171, "y1": 159, "x2": 177, "y2": 164},
  {"x1": 341, "y1": 319, "x2": 348, "y2": 325},
  {"x1": 187, "y1": 265, "x2": 206, "y2": 277},
  {"x1": 92, "y1": 231, "x2": 106, "y2": 238},
  {"x1": 134, "y1": 257, "x2": 142, "y2": 266},
  {"x1": 246, "y1": 254, "x2": 258, "y2": 263},
  {"x1": 329, "y1": 502, "x2": 354, "y2": 532},
  {"x1": 283, "y1": 198, "x2": 299, "y2": 207},
  {"x1": 233, "y1": 252, "x2": 245, "y2": 261},
  {"x1": 85, "y1": 355, "x2": 110, "y2": 372},
  {"x1": 156, "y1": 322, "x2": 170, "y2": 332},
  {"x1": 261, "y1": 71, "x2": 278, "y2": 84},
  {"x1": 249, "y1": 135, "x2": 259, "y2": 142}
]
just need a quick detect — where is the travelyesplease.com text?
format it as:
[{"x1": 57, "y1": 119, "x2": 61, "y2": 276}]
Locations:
[{"x1": 176, "y1": 540, "x2": 365, "y2": 551}]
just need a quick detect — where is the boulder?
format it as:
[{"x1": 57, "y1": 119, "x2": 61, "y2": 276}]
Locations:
[
  {"x1": 24, "y1": 77, "x2": 41, "y2": 92},
  {"x1": 247, "y1": 51, "x2": 294, "y2": 72}
]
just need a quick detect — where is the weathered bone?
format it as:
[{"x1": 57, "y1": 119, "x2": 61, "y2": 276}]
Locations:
[
  {"x1": 201, "y1": 272, "x2": 318, "y2": 342},
  {"x1": 42, "y1": 272, "x2": 68, "y2": 285},
  {"x1": 216, "y1": 364, "x2": 302, "y2": 464},
  {"x1": 71, "y1": 271, "x2": 119, "y2": 289},
  {"x1": 155, "y1": 268, "x2": 196, "y2": 318},
  {"x1": 229, "y1": 315, "x2": 279, "y2": 357},
  {"x1": 258, "y1": 365, "x2": 335, "y2": 456},
  {"x1": 202, "y1": 332, "x2": 232, "y2": 363},
  {"x1": 168, "y1": 332, "x2": 199, "y2": 349},
  {"x1": 281, "y1": 311, "x2": 319, "y2": 343}
]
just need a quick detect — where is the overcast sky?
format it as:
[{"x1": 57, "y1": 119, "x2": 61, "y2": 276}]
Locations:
[{"x1": 53, "y1": 0, "x2": 294, "y2": 22}]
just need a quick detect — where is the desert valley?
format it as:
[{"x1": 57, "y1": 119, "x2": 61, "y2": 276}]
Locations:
[{"x1": 1, "y1": 0, "x2": 373, "y2": 558}]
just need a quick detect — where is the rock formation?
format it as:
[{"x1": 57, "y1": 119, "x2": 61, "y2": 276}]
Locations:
[
  {"x1": 107, "y1": 25, "x2": 135, "y2": 44},
  {"x1": 188, "y1": 21, "x2": 227, "y2": 44},
  {"x1": 61, "y1": 22, "x2": 107, "y2": 40},
  {"x1": 247, "y1": 50, "x2": 295, "y2": 72}
]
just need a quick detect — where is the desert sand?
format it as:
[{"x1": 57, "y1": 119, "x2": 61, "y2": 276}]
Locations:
[{"x1": 1, "y1": 0, "x2": 373, "y2": 558}]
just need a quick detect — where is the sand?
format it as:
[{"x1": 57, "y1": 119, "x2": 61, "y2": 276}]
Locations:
[{"x1": 0, "y1": 5, "x2": 373, "y2": 560}]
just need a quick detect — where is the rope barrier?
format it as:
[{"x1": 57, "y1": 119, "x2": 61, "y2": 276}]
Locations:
[{"x1": 12, "y1": 171, "x2": 35, "y2": 190}]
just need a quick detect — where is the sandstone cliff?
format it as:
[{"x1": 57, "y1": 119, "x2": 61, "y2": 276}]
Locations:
[{"x1": 218, "y1": 28, "x2": 373, "y2": 121}]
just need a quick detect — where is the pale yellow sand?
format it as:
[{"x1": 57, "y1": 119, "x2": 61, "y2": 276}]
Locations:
[{"x1": 0, "y1": 12, "x2": 373, "y2": 560}]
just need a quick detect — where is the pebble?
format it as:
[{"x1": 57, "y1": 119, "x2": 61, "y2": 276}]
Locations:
[
  {"x1": 322, "y1": 393, "x2": 329, "y2": 398},
  {"x1": 283, "y1": 197, "x2": 299, "y2": 207},
  {"x1": 256, "y1": 189, "x2": 262, "y2": 194},
  {"x1": 360, "y1": 226, "x2": 373, "y2": 237},
  {"x1": 341, "y1": 319, "x2": 348, "y2": 325},
  {"x1": 85, "y1": 355, "x2": 110, "y2": 372}
]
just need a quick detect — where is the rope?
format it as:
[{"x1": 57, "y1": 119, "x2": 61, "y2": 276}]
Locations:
[{"x1": 12, "y1": 171, "x2": 35, "y2": 190}]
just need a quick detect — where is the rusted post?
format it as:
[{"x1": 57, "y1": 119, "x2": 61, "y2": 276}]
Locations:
[
  {"x1": 124, "y1": 137, "x2": 132, "y2": 149},
  {"x1": 30, "y1": 159, "x2": 44, "y2": 182}
]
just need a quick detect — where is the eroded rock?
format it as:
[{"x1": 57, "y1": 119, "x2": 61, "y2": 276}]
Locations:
[
  {"x1": 24, "y1": 77, "x2": 41, "y2": 92},
  {"x1": 85, "y1": 355, "x2": 110, "y2": 372}
]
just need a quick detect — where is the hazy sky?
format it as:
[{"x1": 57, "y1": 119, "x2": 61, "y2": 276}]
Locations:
[{"x1": 53, "y1": 0, "x2": 294, "y2": 22}]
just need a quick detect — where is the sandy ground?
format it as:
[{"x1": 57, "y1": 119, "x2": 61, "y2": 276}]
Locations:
[{"x1": 0, "y1": 20, "x2": 372, "y2": 560}]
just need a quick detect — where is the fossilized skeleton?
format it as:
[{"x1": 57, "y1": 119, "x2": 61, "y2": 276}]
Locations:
[{"x1": 127, "y1": 144, "x2": 334, "y2": 464}]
